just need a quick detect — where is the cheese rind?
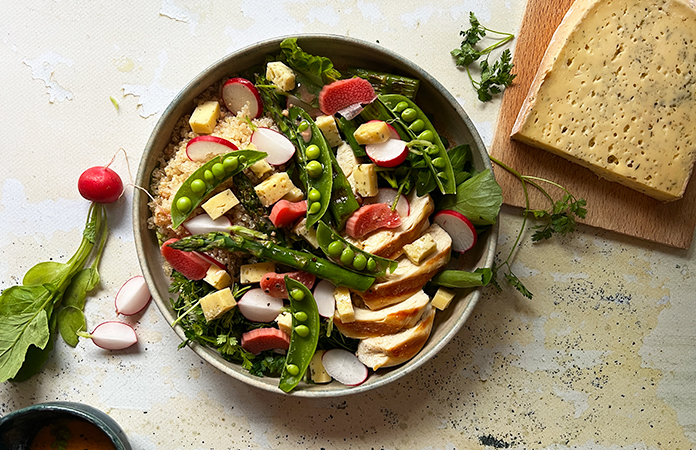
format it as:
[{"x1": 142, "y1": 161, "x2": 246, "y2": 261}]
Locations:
[{"x1": 511, "y1": 0, "x2": 696, "y2": 202}]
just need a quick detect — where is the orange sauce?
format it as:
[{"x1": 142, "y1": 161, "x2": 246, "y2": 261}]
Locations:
[{"x1": 29, "y1": 417, "x2": 116, "y2": 450}]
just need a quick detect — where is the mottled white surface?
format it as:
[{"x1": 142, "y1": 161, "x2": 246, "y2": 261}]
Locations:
[{"x1": 1, "y1": 0, "x2": 695, "y2": 449}]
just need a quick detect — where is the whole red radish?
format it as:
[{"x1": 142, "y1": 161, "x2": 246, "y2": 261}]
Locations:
[{"x1": 78, "y1": 166, "x2": 123, "y2": 203}]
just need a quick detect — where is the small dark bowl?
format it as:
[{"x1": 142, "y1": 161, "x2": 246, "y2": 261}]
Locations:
[{"x1": 0, "y1": 402, "x2": 131, "y2": 450}]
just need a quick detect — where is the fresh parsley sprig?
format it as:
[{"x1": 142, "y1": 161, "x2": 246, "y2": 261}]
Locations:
[
  {"x1": 451, "y1": 12, "x2": 516, "y2": 102},
  {"x1": 489, "y1": 156, "x2": 587, "y2": 299}
]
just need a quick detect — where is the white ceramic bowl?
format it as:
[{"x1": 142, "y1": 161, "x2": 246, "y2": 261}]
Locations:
[{"x1": 134, "y1": 34, "x2": 497, "y2": 397}]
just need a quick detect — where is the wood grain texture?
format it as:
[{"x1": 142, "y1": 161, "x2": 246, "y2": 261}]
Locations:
[{"x1": 490, "y1": 0, "x2": 696, "y2": 249}]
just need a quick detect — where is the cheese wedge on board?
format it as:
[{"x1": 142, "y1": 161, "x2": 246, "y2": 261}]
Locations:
[{"x1": 511, "y1": 0, "x2": 696, "y2": 202}]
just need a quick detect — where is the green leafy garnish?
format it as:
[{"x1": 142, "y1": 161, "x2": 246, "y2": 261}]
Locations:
[
  {"x1": 490, "y1": 156, "x2": 587, "y2": 299},
  {"x1": 437, "y1": 169, "x2": 503, "y2": 226},
  {"x1": 451, "y1": 12, "x2": 516, "y2": 102},
  {"x1": 279, "y1": 37, "x2": 341, "y2": 87}
]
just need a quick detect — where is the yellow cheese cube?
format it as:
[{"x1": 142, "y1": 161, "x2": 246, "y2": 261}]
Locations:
[
  {"x1": 336, "y1": 142, "x2": 359, "y2": 177},
  {"x1": 282, "y1": 187, "x2": 305, "y2": 202},
  {"x1": 315, "y1": 115, "x2": 343, "y2": 148},
  {"x1": 275, "y1": 312, "x2": 293, "y2": 336},
  {"x1": 254, "y1": 172, "x2": 295, "y2": 207},
  {"x1": 240, "y1": 261, "x2": 276, "y2": 284},
  {"x1": 353, "y1": 121, "x2": 390, "y2": 145},
  {"x1": 431, "y1": 287, "x2": 455, "y2": 311},
  {"x1": 249, "y1": 159, "x2": 273, "y2": 179},
  {"x1": 292, "y1": 218, "x2": 319, "y2": 248},
  {"x1": 309, "y1": 350, "x2": 332, "y2": 384},
  {"x1": 189, "y1": 101, "x2": 220, "y2": 134},
  {"x1": 403, "y1": 233, "x2": 437, "y2": 265},
  {"x1": 334, "y1": 286, "x2": 355, "y2": 323},
  {"x1": 202, "y1": 189, "x2": 239, "y2": 220},
  {"x1": 203, "y1": 265, "x2": 232, "y2": 290},
  {"x1": 353, "y1": 164, "x2": 379, "y2": 197},
  {"x1": 266, "y1": 61, "x2": 296, "y2": 92},
  {"x1": 200, "y1": 288, "x2": 237, "y2": 322}
]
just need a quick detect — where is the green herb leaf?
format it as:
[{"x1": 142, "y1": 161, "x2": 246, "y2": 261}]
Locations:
[
  {"x1": 437, "y1": 169, "x2": 503, "y2": 226},
  {"x1": 57, "y1": 306, "x2": 86, "y2": 347},
  {"x1": 279, "y1": 37, "x2": 341, "y2": 86}
]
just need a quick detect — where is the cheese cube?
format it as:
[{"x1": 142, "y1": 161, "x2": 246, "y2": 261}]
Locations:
[
  {"x1": 292, "y1": 218, "x2": 319, "y2": 248},
  {"x1": 336, "y1": 141, "x2": 359, "y2": 177},
  {"x1": 353, "y1": 121, "x2": 390, "y2": 145},
  {"x1": 403, "y1": 233, "x2": 437, "y2": 265},
  {"x1": 240, "y1": 261, "x2": 276, "y2": 284},
  {"x1": 334, "y1": 286, "x2": 355, "y2": 323},
  {"x1": 431, "y1": 287, "x2": 455, "y2": 311},
  {"x1": 266, "y1": 61, "x2": 296, "y2": 92},
  {"x1": 203, "y1": 265, "x2": 232, "y2": 290},
  {"x1": 315, "y1": 115, "x2": 343, "y2": 148},
  {"x1": 254, "y1": 172, "x2": 295, "y2": 207},
  {"x1": 275, "y1": 311, "x2": 293, "y2": 336},
  {"x1": 282, "y1": 187, "x2": 305, "y2": 202},
  {"x1": 308, "y1": 350, "x2": 332, "y2": 384},
  {"x1": 353, "y1": 164, "x2": 378, "y2": 197},
  {"x1": 200, "y1": 288, "x2": 237, "y2": 322},
  {"x1": 202, "y1": 189, "x2": 239, "y2": 220},
  {"x1": 189, "y1": 101, "x2": 220, "y2": 134},
  {"x1": 249, "y1": 159, "x2": 273, "y2": 179}
]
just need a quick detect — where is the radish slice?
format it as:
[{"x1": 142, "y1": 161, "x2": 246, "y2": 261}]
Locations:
[
  {"x1": 321, "y1": 349, "x2": 369, "y2": 386},
  {"x1": 251, "y1": 128, "x2": 296, "y2": 165},
  {"x1": 237, "y1": 288, "x2": 284, "y2": 322},
  {"x1": 183, "y1": 214, "x2": 232, "y2": 235},
  {"x1": 186, "y1": 135, "x2": 238, "y2": 162},
  {"x1": 312, "y1": 279, "x2": 336, "y2": 318},
  {"x1": 363, "y1": 188, "x2": 410, "y2": 217},
  {"x1": 221, "y1": 78, "x2": 262, "y2": 118},
  {"x1": 365, "y1": 139, "x2": 408, "y2": 168},
  {"x1": 193, "y1": 252, "x2": 227, "y2": 270},
  {"x1": 84, "y1": 321, "x2": 138, "y2": 350},
  {"x1": 433, "y1": 210, "x2": 478, "y2": 253},
  {"x1": 115, "y1": 276, "x2": 152, "y2": 316}
]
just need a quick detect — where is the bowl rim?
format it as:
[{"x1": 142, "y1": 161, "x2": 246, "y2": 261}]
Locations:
[{"x1": 134, "y1": 33, "x2": 497, "y2": 397}]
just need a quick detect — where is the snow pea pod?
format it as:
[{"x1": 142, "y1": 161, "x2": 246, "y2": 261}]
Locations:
[
  {"x1": 316, "y1": 222, "x2": 397, "y2": 277},
  {"x1": 278, "y1": 276, "x2": 320, "y2": 393},
  {"x1": 170, "y1": 149, "x2": 267, "y2": 228},
  {"x1": 288, "y1": 107, "x2": 333, "y2": 229}
]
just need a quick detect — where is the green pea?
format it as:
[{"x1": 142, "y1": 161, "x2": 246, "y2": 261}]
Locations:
[
  {"x1": 176, "y1": 196, "x2": 192, "y2": 213},
  {"x1": 190, "y1": 179, "x2": 206, "y2": 194},
  {"x1": 204, "y1": 169, "x2": 214, "y2": 182},
  {"x1": 286, "y1": 364, "x2": 300, "y2": 376},
  {"x1": 306, "y1": 160, "x2": 323, "y2": 178},
  {"x1": 308, "y1": 188, "x2": 321, "y2": 202},
  {"x1": 401, "y1": 108, "x2": 417, "y2": 123},
  {"x1": 408, "y1": 119, "x2": 425, "y2": 133},
  {"x1": 308, "y1": 201, "x2": 322, "y2": 215},
  {"x1": 223, "y1": 156, "x2": 239, "y2": 172},
  {"x1": 437, "y1": 171, "x2": 448, "y2": 180},
  {"x1": 352, "y1": 254, "x2": 367, "y2": 271},
  {"x1": 418, "y1": 130, "x2": 434, "y2": 142},
  {"x1": 394, "y1": 101, "x2": 409, "y2": 113},
  {"x1": 290, "y1": 288, "x2": 305, "y2": 301},
  {"x1": 426, "y1": 145, "x2": 440, "y2": 155},
  {"x1": 298, "y1": 120, "x2": 310, "y2": 132},
  {"x1": 294, "y1": 325, "x2": 310, "y2": 337},
  {"x1": 212, "y1": 163, "x2": 225, "y2": 179},
  {"x1": 238, "y1": 155, "x2": 247, "y2": 164},
  {"x1": 294, "y1": 311, "x2": 308, "y2": 322},
  {"x1": 305, "y1": 144, "x2": 320, "y2": 160},
  {"x1": 340, "y1": 247, "x2": 355, "y2": 265},
  {"x1": 366, "y1": 258, "x2": 377, "y2": 272},
  {"x1": 432, "y1": 157, "x2": 446, "y2": 168},
  {"x1": 327, "y1": 240, "x2": 344, "y2": 257}
]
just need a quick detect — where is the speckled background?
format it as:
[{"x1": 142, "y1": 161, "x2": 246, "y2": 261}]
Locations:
[{"x1": 1, "y1": 1, "x2": 694, "y2": 449}]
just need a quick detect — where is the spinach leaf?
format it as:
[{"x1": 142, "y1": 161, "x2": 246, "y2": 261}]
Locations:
[
  {"x1": 58, "y1": 306, "x2": 86, "y2": 347},
  {"x1": 447, "y1": 144, "x2": 474, "y2": 186},
  {"x1": 279, "y1": 38, "x2": 341, "y2": 86},
  {"x1": 437, "y1": 169, "x2": 502, "y2": 226}
]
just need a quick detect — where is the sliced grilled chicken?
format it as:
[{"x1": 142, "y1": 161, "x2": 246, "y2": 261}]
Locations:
[
  {"x1": 354, "y1": 223, "x2": 451, "y2": 310},
  {"x1": 347, "y1": 191, "x2": 434, "y2": 259},
  {"x1": 333, "y1": 290, "x2": 430, "y2": 339},
  {"x1": 356, "y1": 304, "x2": 435, "y2": 370}
]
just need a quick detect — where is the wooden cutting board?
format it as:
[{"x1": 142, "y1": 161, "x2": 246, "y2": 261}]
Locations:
[{"x1": 490, "y1": 0, "x2": 696, "y2": 249}]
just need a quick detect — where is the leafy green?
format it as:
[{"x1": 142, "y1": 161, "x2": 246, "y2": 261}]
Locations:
[
  {"x1": 451, "y1": 12, "x2": 516, "y2": 102},
  {"x1": 431, "y1": 268, "x2": 493, "y2": 289},
  {"x1": 437, "y1": 169, "x2": 503, "y2": 226},
  {"x1": 279, "y1": 37, "x2": 341, "y2": 87}
]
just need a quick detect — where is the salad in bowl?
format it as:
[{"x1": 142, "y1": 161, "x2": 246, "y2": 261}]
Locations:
[{"x1": 135, "y1": 35, "x2": 501, "y2": 396}]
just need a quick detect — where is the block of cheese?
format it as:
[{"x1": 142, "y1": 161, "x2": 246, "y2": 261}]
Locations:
[
  {"x1": 189, "y1": 100, "x2": 220, "y2": 134},
  {"x1": 203, "y1": 265, "x2": 232, "y2": 290},
  {"x1": 402, "y1": 233, "x2": 437, "y2": 265},
  {"x1": 254, "y1": 172, "x2": 295, "y2": 207},
  {"x1": 315, "y1": 115, "x2": 343, "y2": 148},
  {"x1": 353, "y1": 121, "x2": 390, "y2": 145},
  {"x1": 511, "y1": 0, "x2": 696, "y2": 202},
  {"x1": 352, "y1": 164, "x2": 379, "y2": 197},
  {"x1": 266, "y1": 61, "x2": 295, "y2": 92},
  {"x1": 200, "y1": 288, "x2": 237, "y2": 322},
  {"x1": 240, "y1": 261, "x2": 276, "y2": 284},
  {"x1": 202, "y1": 189, "x2": 239, "y2": 220}
]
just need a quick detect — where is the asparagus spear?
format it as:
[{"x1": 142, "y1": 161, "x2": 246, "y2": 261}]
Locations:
[
  {"x1": 347, "y1": 68, "x2": 420, "y2": 99},
  {"x1": 169, "y1": 232, "x2": 375, "y2": 292}
]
